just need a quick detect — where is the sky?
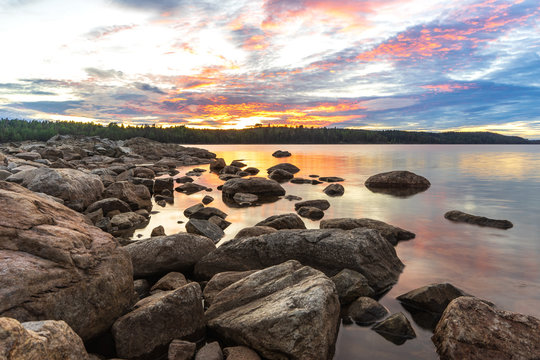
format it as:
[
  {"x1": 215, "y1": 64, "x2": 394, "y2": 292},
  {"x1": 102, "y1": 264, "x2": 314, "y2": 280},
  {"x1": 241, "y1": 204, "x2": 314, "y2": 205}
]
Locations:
[{"x1": 0, "y1": 0, "x2": 539, "y2": 138}]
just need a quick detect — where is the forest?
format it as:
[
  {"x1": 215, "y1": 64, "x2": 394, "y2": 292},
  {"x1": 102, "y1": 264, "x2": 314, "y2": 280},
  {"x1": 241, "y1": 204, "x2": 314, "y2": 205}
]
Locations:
[{"x1": 0, "y1": 118, "x2": 536, "y2": 144}]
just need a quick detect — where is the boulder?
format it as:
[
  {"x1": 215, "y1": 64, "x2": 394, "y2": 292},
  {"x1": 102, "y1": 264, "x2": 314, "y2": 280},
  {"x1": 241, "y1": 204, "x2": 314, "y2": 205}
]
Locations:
[
  {"x1": 0, "y1": 317, "x2": 90, "y2": 360},
  {"x1": 151, "y1": 225, "x2": 166, "y2": 237},
  {"x1": 104, "y1": 181, "x2": 152, "y2": 211},
  {"x1": 294, "y1": 199, "x2": 330, "y2": 211},
  {"x1": 268, "y1": 169, "x2": 293, "y2": 182},
  {"x1": 0, "y1": 169, "x2": 11, "y2": 180},
  {"x1": 154, "y1": 177, "x2": 174, "y2": 194},
  {"x1": 110, "y1": 212, "x2": 146, "y2": 230},
  {"x1": 150, "y1": 272, "x2": 188, "y2": 292},
  {"x1": 320, "y1": 218, "x2": 415, "y2": 245},
  {"x1": 186, "y1": 219, "x2": 225, "y2": 243},
  {"x1": 184, "y1": 203, "x2": 205, "y2": 217},
  {"x1": 209, "y1": 215, "x2": 231, "y2": 230},
  {"x1": 244, "y1": 167, "x2": 260, "y2": 175},
  {"x1": 266, "y1": 163, "x2": 300, "y2": 174},
  {"x1": 195, "y1": 342, "x2": 223, "y2": 360},
  {"x1": 365, "y1": 170, "x2": 430, "y2": 189},
  {"x1": 444, "y1": 210, "x2": 513, "y2": 229},
  {"x1": 297, "y1": 206, "x2": 325, "y2": 220},
  {"x1": 176, "y1": 176, "x2": 194, "y2": 183},
  {"x1": 222, "y1": 177, "x2": 285, "y2": 197},
  {"x1": 220, "y1": 165, "x2": 242, "y2": 175},
  {"x1": 432, "y1": 296, "x2": 540, "y2": 360},
  {"x1": 223, "y1": 346, "x2": 261, "y2": 360},
  {"x1": 290, "y1": 177, "x2": 312, "y2": 184},
  {"x1": 234, "y1": 226, "x2": 277, "y2": 239},
  {"x1": 347, "y1": 297, "x2": 388, "y2": 324},
  {"x1": 203, "y1": 270, "x2": 257, "y2": 306},
  {"x1": 372, "y1": 312, "x2": 416, "y2": 345},
  {"x1": 331, "y1": 269, "x2": 374, "y2": 304},
  {"x1": 134, "y1": 279, "x2": 151, "y2": 299},
  {"x1": 205, "y1": 261, "x2": 340, "y2": 360},
  {"x1": 219, "y1": 174, "x2": 240, "y2": 181},
  {"x1": 210, "y1": 158, "x2": 226, "y2": 172},
  {"x1": 169, "y1": 340, "x2": 197, "y2": 360},
  {"x1": 0, "y1": 182, "x2": 133, "y2": 340},
  {"x1": 397, "y1": 283, "x2": 468, "y2": 314},
  {"x1": 323, "y1": 183, "x2": 344, "y2": 196},
  {"x1": 84, "y1": 198, "x2": 131, "y2": 215},
  {"x1": 125, "y1": 233, "x2": 216, "y2": 277},
  {"x1": 255, "y1": 213, "x2": 306, "y2": 230},
  {"x1": 319, "y1": 176, "x2": 344, "y2": 182},
  {"x1": 6, "y1": 167, "x2": 104, "y2": 211},
  {"x1": 190, "y1": 207, "x2": 228, "y2": 220},
  {"x1": 271, "y1": 150, "x2": 291, "y2": 158},
  {"x1": 194, "y1": 228, "x2": 404, "y2": 293},
  {"x1": 230, "y1": 160, "x2": 246, "y2": 168},
  {"x1": 284, "y1": 194, "x2": 302, "y2": 201},
  {"x1": 233, "y1": 192, "x2": 258, "y2": 205},
  {"x1": 202, "y1": 195, "x2": 214, "y2": 204},
  {"x1": 112, "y1": 283, "x2": 205, "y2": 360}
]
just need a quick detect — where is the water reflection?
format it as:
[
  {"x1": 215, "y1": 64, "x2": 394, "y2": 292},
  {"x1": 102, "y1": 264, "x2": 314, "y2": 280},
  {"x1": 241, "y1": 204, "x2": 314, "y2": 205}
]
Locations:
[{"x1": 132, "y1": 144, "x2": 540, "y2": 360}]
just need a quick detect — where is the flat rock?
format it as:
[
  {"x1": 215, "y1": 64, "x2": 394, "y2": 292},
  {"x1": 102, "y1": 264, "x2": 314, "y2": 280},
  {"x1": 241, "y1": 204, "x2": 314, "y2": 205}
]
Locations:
[
  {"x1": 297, "y1": 206, "x2": 325, "y2": 220},
  {"x1": 7, "y1": 167, "x2": 104, "y2": 211},
  {"x1": 222, "y1": 177, "x2": 285, "y2": 197},
  {"x1": 205, "y1": 261, "x2": 340, "y2": 360},
  {"x1": 186, "y1": 219, "x2": 225, "y2": 243},
  {"x1": 0, "y1": 317, "x2": 90, "y2": 360},
  {"x1": 176, "y1": 176, "x2": 194, "y2": 183},
  {"x1": 444, "y1": 210, "x2": 513, "y2": 229},
  {"x1": 397, "y1": 283, "x2": 468, "y2": 314},
  {"x1": 0, "y1": 182, "x2": 133, "y2": 341},
  {"x1": 176, "y1": 182, "x2": 208, "y2": 195},
  {"x1": 432, "y1": 296, "x2": 540, "y2": 360},
  {"x1": 290, "y1": 177, "x2": 312, "y2": 184},
  {"x1": 272, "y1": 150, "x2": 291, "y2": 158},
  {"x1": 320, "y1": 218, "x2": 415, "y2": 245},
  {"x1": 125, "y1": 233, "x2": 216, "y2": 277},
  {"x1": 365, "y1": 170, "x2": 430, "y2": 189},
  {"x1": 203, "y1": 270, "x2": 257, "y2": 306},
  {"x1": 194, "y1": 228, "x2": 404, "y2": 293},
  {"x1": 323, "y1": 183, "x2": 344, "y2": 196},
  {"x1": 372, "y1": 313, "x2": 416, "y2": 345},
  {"x1": 112, "y1": 283, "x2": 205, "y2": 360},
  {"x1": 266, "y1": 163, "x2": 299, "y2": 174},
  {"x1": 331, "y1": 269, "x2": 374, "y2": 304},
  {"x1": 319, "y1": 176, "x2": 344, "y2": 182},
  {"x1": 255, "y1": 213, "x2": 306, "y2": 230},
  {"x1": 347, "y1": 297, "x2": 388, "y2": 324},
  {"x1": 104, "y1": 181, "x2": 152, "y2": 211},
  {"x1": 234, "y1": 226, "x2": 277, "y2": 239},
  {"x1": 294, "y1": 199, "x2": 330, "y2": 211}
]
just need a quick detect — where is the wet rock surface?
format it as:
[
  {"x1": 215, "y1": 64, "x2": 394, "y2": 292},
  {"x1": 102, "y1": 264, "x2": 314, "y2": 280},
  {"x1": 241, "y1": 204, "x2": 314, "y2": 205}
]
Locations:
[
  {"x1": 397, "y1": 283, "x2": 468, "y2": 314},
  {"x1": 320, "y1": 218, "x2": 415, "y2": 245},
  {"x1": 444, "y1": 210, "x2": 513, "y2": 229},
  {"x1": 372, "y1": 312, "x2": 416, "y2": 345},
  {"x1": 323, "y1": 183, "x2": 344, "y2": 196},
  {"x1": 432, "y1": 297, "x2": 540, "y2": 360}
]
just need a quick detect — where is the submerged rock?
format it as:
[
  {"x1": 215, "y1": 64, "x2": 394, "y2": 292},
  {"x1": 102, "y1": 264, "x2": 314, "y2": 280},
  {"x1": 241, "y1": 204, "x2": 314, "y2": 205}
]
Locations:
[
  {"x1": 319, "y1": 176, "x2": 344, "y2": 182},
  {"x1": 0, "y1": 317, "x2": 91, "y2": 360},
  {"x1": 268, "y1": 169, "x2": 294, "y2": 182},
  {"x1": 205, "y1": 261, "x2": 340, "y2": 360},
  {"x1": 255, "y1": 213, "x2": 306, "y2": 230},
  {"x1": 294, "y1": 199, "x2": 330, "y2": 211},
  {"x1": 272, "y1": 150, "x2": 291, "y2": 158},
  {"x1": 432, "y1": 297, "x2": 540, "y2": 360},
  {"x1": 397, "y1": 283, "x2": 468, "y2": 314},
  {"x1": 331, "y1": 269, "x2": 375, "y2": 304},
  {"x1": 222, "y1": 177, "x2": 285, "y2": 197},
  {"x1": 320, "y1": 218, "x2": 415, "y2": 246},
  {"x1": 372, "y1": 313, "x2": 416, "y2": 345},
  {"x1": 112, "y1": 283, "x2": 205, "y2": 360},
  {"x1": 176, "y1": 182, "x2": 209, "y2": 195},
  {"x1": 0, "y1": 182, "x2": 133, "y2": 341},
  {"x1": 297, "y1": 206, "x2": 325, "y2": 220},
  {"x1": 323, "y1": 183, "x2": 344, "y2": 196},
  {"x1": 444, "y1": 210, "x2": 513, "y2": 229},
  {"x1": 266, "y1": 163, "x2": 300, "y2": 174},
  {"x1": 194, "y1": 228, "x2": 404, "y2": 293},
  {"x1": 347, "y1": 297, "x2": 388, "y2": 325}
]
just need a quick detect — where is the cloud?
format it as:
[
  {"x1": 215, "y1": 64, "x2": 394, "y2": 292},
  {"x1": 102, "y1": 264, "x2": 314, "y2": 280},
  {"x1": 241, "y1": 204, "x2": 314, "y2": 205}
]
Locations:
[
  {"x1": 134, "y1": 82, "x2": 166, "y2": 94},
  {"x1": 86, "y1": 24, "x2": 137, "y2": 40},
  {"x1": 85, "y1": 68, "x2": 124, "y2": 79}
]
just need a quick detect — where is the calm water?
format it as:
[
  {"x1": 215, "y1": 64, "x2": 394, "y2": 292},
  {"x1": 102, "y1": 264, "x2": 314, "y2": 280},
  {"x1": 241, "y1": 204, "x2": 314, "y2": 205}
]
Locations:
[{"x1": 133, "y1": 144, "x2": 540, "y2": 360}]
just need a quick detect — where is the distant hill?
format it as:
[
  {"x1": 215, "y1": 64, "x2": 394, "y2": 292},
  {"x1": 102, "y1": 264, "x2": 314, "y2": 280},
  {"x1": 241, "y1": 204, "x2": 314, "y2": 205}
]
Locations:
[{"x1": 0, "y1": 118, "x2": 536, "y2": 144}]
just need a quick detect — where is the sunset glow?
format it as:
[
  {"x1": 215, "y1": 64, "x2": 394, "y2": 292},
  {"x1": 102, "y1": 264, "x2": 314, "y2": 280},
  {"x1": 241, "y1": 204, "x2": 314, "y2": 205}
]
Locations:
[{"x1": 0, "y1": 0, "x2": 539, "y2": 137}]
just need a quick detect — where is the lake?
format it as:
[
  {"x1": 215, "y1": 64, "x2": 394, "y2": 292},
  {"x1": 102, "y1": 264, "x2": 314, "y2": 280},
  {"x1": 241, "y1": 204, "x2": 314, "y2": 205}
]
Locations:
[{"x1": 133, "y1": 144, "x2": 540, "y2": 360}]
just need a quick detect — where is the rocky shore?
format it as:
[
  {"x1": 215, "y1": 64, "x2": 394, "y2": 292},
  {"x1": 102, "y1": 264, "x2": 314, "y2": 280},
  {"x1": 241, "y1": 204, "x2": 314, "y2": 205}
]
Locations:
[{"x1": 0, "y1": 136, "x2": 537, "y2": 360}]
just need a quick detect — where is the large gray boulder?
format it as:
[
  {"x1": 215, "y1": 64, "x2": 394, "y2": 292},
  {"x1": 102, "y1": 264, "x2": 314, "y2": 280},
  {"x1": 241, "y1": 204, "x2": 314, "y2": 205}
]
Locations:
[
  {"x1": 205, "y1": 261, "x2": 340, "y2": 360},
  {"x1": 194, "y1": 228, "x2": 404, "y2": 293},
  {"x1": 432, "y1": 297, "x2": 540, "y2": 360},
  {"x1": 125, "y1": 233, "x2": 216, "y2": 277},
  {"x1": 112, "y1": 283, "x2": 205, "y2": 360},
  {"x1": 222, "y1": 177, "x2": 285, "y2": 197},
  {"x1": 0, "y1": 317, "x2": 90, "y2": 360},
  {"x1": 320, "y1": 218, "x2": 415, "y2": 245},
  {"x1": 0, "y1": 182, "x2": 134, "y2": 341},
  {"x1": 6, "y1": 167, "x2": 104, "y2": 211}
]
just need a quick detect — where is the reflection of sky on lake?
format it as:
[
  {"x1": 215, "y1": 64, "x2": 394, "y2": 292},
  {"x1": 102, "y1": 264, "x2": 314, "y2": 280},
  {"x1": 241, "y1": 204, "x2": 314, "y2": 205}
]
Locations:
[{"x1": 134, "y1": 144, "x2": 540, "y2": 360}]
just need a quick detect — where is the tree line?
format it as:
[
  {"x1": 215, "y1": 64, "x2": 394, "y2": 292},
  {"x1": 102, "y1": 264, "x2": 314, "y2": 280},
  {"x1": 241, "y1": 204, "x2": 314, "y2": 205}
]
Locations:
[{"x1": 0, "y1": 118, "x2": 534, "y2": 144}]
